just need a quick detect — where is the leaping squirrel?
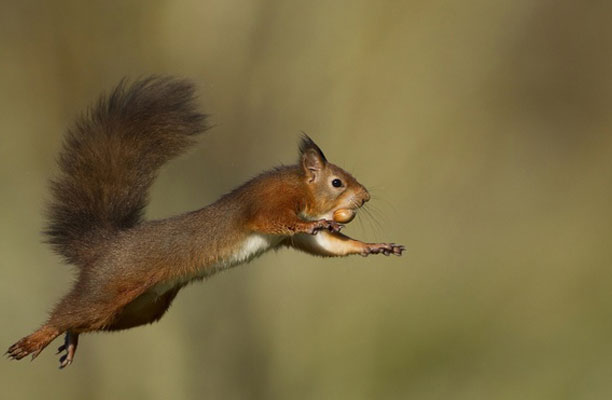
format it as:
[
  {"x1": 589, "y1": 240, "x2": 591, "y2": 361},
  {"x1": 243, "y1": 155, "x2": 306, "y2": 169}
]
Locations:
[{"x1": 7, "y1": 77, "x2": 404, "y2": 368}]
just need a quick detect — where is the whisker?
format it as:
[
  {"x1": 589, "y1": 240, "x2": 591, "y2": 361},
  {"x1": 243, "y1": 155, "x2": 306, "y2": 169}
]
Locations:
[
  {"x1": 351, "y1": 199, "x2": 369, "y2": 236},
  {"x1": 361, "y1": 204, "x2": 384, "y2": 239},
  {"x1": 366, "y1": 203, "x2": 388, "y2": 225},
  {"x1": 372, "y1": 196, "x2": 399, "y2": 216},
  {"x1": 368, "y1": 205, "x2": 385, "y2": 233},
  {"x1": 366, "y1": 188, "x2": 398, "y2": 225},
  {"x1": 355, "y1": 212, "x2": 371, "y2": 239},
  {"x1": 355, "y1": 211, "x2": 367, "y2": 236}
]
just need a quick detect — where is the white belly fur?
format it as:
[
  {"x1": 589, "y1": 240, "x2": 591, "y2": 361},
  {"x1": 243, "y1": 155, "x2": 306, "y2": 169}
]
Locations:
[{"x1": 150, "y1": 233, "x2": 281, "y2": 296}]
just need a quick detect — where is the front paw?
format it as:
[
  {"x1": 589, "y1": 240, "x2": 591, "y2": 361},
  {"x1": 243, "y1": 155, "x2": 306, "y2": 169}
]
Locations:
[
  {"x1": 361, "y1": 243, "x2": 405, "y2": 257},
  {"x1": 309, "y1": 219, "x2": 344, "y2": 235}
]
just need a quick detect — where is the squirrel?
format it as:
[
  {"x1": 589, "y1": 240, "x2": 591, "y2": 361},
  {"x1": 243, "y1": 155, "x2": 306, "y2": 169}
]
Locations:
[{"x1": 6, "y1": 77, "x2": 404, "y2": 369}]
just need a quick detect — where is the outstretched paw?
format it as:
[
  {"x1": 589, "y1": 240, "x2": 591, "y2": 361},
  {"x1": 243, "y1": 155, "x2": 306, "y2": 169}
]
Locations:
[
  {"x1": 310, "y1": 219, "x2": 344, "y2": 235},
  {"x1": 56, "y1": 331, "x2": 79, "y2": 369},
  {"x1": 361, "y1": 243, "x2": 405, "y2": 257}
]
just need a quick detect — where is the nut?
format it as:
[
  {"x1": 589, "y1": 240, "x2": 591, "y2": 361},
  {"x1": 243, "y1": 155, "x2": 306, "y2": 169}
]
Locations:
[{"x1": 333, "y1": 208, "x2": 356, "y2": 223}]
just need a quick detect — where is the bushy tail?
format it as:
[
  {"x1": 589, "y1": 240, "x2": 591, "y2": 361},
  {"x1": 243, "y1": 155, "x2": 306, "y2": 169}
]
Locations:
[{"x1": 45, "y1": 77, "x2": 208, "y2": 266}]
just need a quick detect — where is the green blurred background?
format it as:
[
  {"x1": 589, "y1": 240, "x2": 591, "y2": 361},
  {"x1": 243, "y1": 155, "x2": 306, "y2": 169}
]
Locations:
[{"x1": 2, "y1": 0, "x2": 612, "y2": 398}]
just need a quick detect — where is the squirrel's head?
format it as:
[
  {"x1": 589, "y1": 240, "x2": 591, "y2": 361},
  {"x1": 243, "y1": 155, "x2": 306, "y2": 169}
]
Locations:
[{"x1": 298, "y1": 134, "x2": 370, "y2": 221}]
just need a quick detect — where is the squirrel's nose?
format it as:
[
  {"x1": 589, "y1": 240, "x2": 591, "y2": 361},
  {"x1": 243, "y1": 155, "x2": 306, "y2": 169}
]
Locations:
[{"x1": 362, "y1": 190, "x2": 371, "y2": 205}]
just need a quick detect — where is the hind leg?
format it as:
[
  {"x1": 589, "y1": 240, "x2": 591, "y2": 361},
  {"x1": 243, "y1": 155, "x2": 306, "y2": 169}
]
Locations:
[
  {"x1": 7, "y1": 281, "x2": 146, "y2": 368},
  {"x1": 7, "y1": 292, "x2": 96, "y2": 368}
]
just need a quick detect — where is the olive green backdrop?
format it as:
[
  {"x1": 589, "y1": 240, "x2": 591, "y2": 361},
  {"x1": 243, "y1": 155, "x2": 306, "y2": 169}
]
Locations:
[{"x1": 2, "y1": 1, "x2": 612, "y2": 399}]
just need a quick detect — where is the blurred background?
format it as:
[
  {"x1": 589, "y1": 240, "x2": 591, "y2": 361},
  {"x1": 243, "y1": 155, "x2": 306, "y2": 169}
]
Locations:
[{"x1": 2, "y1": 0, "x2": 612, "y2": 398}]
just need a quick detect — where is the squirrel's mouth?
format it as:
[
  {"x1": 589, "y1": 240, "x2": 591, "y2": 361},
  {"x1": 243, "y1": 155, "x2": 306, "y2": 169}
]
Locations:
[{"x1": 331, "y1": 195, "x2": 368, "y2": 224}]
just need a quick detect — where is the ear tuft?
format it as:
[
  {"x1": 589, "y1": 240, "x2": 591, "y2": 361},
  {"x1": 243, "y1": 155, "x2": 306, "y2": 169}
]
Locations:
[
  {"x1": 299, "y1": 133, "x2": 326, "y2": 181},
  {"x1": 299, "y1": 132, "x2": 327, "y2": 162}
]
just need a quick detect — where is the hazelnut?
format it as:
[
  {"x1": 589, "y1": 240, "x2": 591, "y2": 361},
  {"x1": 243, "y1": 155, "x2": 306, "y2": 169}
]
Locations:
[{"x1": 333, "y1": 208, "x2": 356, "y2": 223}]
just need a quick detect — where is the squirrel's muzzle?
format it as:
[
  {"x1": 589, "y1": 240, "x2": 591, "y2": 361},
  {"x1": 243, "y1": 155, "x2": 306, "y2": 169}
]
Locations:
[{"x1": 360, "y1": 188, "x2": 371, "y2": 206}]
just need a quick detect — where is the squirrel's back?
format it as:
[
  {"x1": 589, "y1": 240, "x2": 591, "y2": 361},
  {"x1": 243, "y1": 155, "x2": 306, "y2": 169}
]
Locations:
[{"x1": 46, "y1": 77, "x2": 208, "y2": 267}]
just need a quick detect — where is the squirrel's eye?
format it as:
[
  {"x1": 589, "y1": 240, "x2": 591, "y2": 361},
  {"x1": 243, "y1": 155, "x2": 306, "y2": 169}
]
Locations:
[{"x1": 332, "y1": 178, "x2": 343, "y2": 188}]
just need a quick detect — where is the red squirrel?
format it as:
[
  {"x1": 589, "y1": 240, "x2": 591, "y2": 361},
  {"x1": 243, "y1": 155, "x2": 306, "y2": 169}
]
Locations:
[{"x1": 7, "y1": 77, "x2": 404, "y2": 368}]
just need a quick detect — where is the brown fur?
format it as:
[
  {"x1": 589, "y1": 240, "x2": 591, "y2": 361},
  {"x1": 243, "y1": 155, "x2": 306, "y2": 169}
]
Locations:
[
  {"x1": 7, "y1": 78, "x2": 403, "y2": 368},
  {"x1": 45, "y1": 76, "x2": 208, "y2": 267}
]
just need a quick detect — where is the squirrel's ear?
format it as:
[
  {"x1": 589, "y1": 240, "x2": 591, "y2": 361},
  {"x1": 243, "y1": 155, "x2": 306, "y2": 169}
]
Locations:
[{"x1": 299, "y1": 133, "x2": 327, "y2": 182}]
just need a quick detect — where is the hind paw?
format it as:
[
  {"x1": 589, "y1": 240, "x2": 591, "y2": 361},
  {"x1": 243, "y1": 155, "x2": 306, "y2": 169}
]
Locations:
[
  {"x1": 6, "y1": 326, "x2": 60, "y2": 363},
  {"x1": 7, "y1": 337, "x2": 45, "y2": 361},
  {"x1": 56, "y1": 331, "x2": 79, "y2": 369}
]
